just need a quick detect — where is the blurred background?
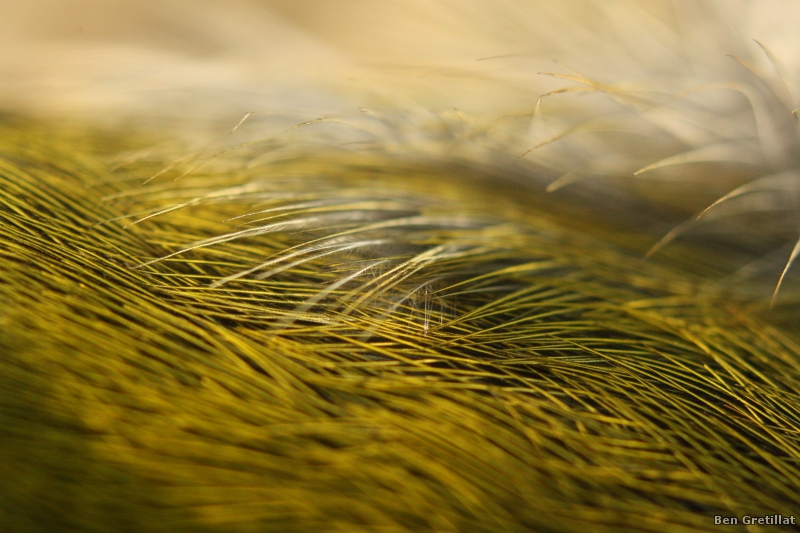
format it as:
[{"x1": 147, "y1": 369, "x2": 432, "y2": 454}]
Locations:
[{"x1": 1, "y1": 0, "x2": 797, "y2": 129}]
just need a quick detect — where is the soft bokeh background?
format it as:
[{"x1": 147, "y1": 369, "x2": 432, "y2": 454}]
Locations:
[{"x1": 1, "y1": 0, "x2": 796, "y2": 130}]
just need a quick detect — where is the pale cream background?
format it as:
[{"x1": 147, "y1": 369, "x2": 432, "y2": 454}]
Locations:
[{"x1": 0, "y1": 0, "x2": 795, "y2": 130}]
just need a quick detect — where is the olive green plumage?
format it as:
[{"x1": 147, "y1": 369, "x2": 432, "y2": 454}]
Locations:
[{"x1": 2, "y1": 118, "x2": 800, "y2": 533}]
